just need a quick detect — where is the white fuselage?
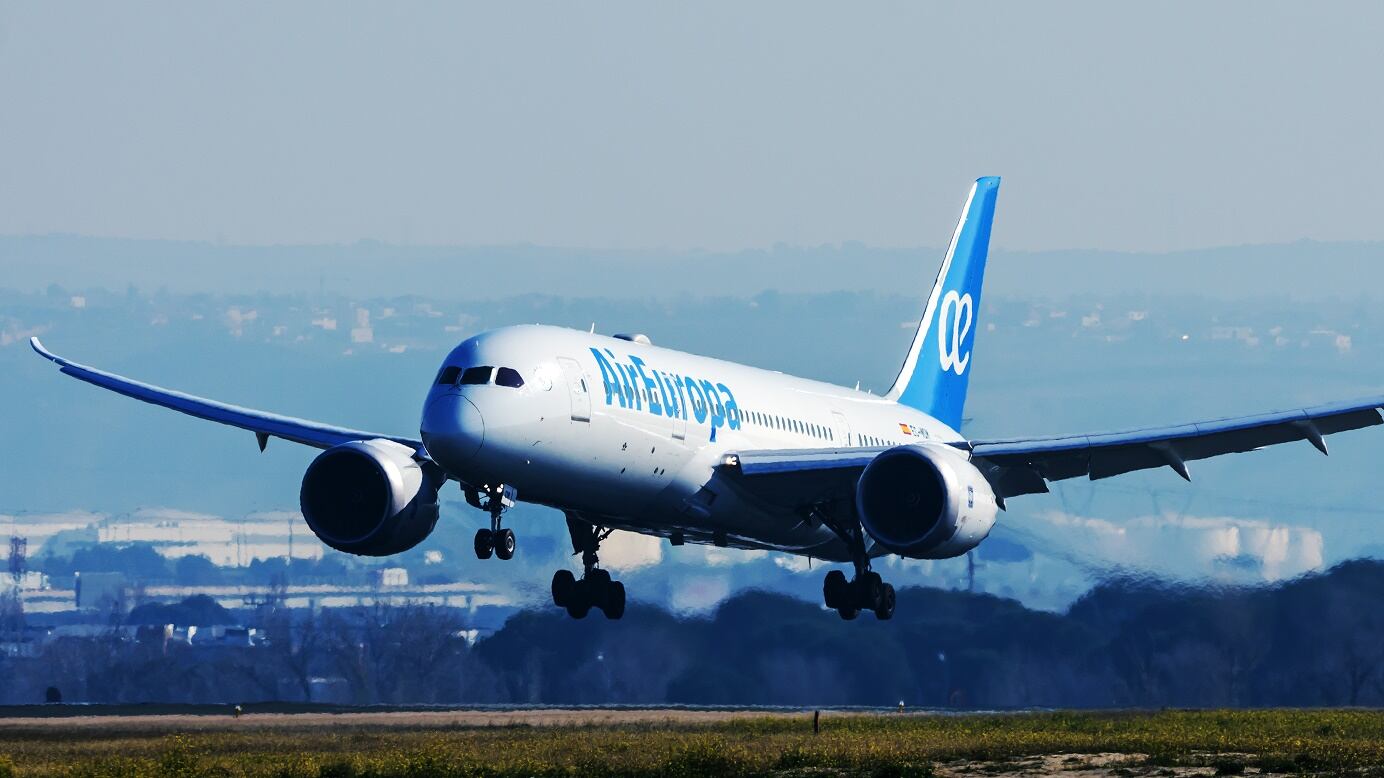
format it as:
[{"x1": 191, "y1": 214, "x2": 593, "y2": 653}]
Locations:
[{"x1": 419, "y1": 325, "x2": 960, "y2": 562}]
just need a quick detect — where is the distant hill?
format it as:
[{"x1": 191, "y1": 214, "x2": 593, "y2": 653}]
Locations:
[{"x1": 3, "y1": 234, "x2": 1381, "y2": 301}]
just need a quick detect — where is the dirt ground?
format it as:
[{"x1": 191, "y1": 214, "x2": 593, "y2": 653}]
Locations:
[{"x1": 936, "y1": 752, "x2": 1266, "y2": 777}]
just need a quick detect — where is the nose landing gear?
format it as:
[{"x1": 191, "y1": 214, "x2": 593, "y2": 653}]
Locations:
[
  {"x1": 551, "y1": 515, "x2": 626, "y2": 619},
  {"x1": 469, "y1": 484, "x2": 516, "y2": 561}
]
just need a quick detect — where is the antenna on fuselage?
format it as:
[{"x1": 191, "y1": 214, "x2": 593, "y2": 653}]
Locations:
[{"x1": 589, "y1": 322, "x2": 596, "y2": 333}]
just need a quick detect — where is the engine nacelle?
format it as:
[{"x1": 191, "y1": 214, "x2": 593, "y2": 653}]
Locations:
[
  {"x1": 299, "y1": 439, "x2": 442, "y2": 556},
  {"x1": 855, "y1": 443, "x2": 998, "y2": 559}
]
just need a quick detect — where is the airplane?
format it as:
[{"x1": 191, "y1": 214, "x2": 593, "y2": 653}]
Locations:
[{"x1": 31, "y1": 176, "x2": 1384, "y2": 621}]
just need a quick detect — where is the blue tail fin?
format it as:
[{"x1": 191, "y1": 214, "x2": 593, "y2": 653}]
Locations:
[{"x1": 886, "y1": 177, "x2": 1000, "y2": 431}]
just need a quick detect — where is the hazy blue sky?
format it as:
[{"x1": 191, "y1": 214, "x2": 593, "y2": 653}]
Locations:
[{"x1": 2, "y1": 2, "x2": 1382, "y2": 251}]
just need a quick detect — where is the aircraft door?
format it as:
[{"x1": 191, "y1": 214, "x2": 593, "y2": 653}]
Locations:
[
  {"x1": 831, "y1": 410, "x2": 852, "y2": 447},
  {"x1": 558, "y1": 357, "x2": 591, "y2": 422}
]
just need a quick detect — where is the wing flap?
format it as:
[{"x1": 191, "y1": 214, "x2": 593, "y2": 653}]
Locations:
[
  {"x1": 31, "y1": 338, "x2": 424, "y2": 454},
  {"x1": 733, "y1": 447, "x2": 884, "y2": 476}
]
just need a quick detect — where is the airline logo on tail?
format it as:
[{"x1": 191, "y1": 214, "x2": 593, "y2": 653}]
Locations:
[{"x1": 937, "y1": 289, "x2": 974, "y2": 376}]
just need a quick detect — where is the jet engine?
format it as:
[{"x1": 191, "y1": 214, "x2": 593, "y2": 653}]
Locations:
[
  {"x1": 299, "y1": 438, "x2": 442, "y2": 556},
  {"x1": 854, "y1": 443, "x2": 998, "y2": 559}
]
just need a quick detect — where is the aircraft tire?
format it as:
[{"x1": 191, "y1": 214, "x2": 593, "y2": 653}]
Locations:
[
  {"x1": 837, "y1": 606, "x2": 859, "y2": 621},
  {"x1": 566, "y1": 582, "x2": 592, "y2": 619},
  {"x1": 874, "y1": 583, "x2": 896, "y2": 620},
  {"x1": 823, "y1": 570, "x2": 849, "y2": 609},
  {"x1": 602, "y1": 581, "x2": 626, "y2": 620},
  {"x1": 495, "y1": 528, "x2": 516, "y2": 560},
  {"x1": 857, "y1": 571, "x2": 884, "y2": 610},
  {"x1": 552, "y1": 569, "x2": 576, "y2": 608},
  {"x1": 473, "y1": 529, "x2": 493, "y2": 560}
]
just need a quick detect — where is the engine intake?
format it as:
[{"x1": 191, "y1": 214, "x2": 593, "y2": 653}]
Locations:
[
  {"x1": 855, "y1": 444, "x2": 997, "y2": 559},
  {"x1": 300, "y1": 439, "x2": 442, "y2": 556}
]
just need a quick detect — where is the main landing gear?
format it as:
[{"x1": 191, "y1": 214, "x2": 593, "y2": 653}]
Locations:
[
  {"x1": 469, "y1": 484, "x2": 516, "y2": 561},
  {"x1": 823, "y1": 567, "x2": 895, "y2": 621},
  {"x1": 551, "y1": 515, "x2": 626, "y2": 620},
  {"x1": 814, "y1": 507, "x2": 896, "y2": 621}
]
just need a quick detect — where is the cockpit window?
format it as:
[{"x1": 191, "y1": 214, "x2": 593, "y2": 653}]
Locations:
[
  {"x1": 460, "y1": 366, "x2": 494, "y2": 385},
  {"x1": 436, "y1": 366, "x2": 462, "y2": 385},
  {"x1": 495, "y1": 367, "x2": 525, "y2": 388}
]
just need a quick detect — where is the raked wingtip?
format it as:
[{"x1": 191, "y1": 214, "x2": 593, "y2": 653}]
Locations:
[{"x1": 30, "y1": 336, "x2": 58, "y2": 362}]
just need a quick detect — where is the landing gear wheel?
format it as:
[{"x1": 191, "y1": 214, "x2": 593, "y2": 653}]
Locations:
[
  {"x1": 857, "y1": 571, "x2": 884, "y2": 610},
  {"x1": 473, "y1": 528, "x2": 493, "y2": 560},
  {"x1": 566, "y1": 594, "x2": 591, "y2": 620},
  {"x1": 823, "y1": 570, "x2": 849, "y2": 610},
  {"x1": 838, "y1": 606, "x2": 859, "y2": 621},
  {"x1": 601, "y1": 580, "x2": 626, "y2": 620},
  {"x1": 874, "y1": 583, "x2": 896, "y2": 620},
  {"x1": 551, "y1": 569, "x2": 576, "y2": 608},
  {"x1": 494, "y1": 528, "x2": 516, "y2": 560}
]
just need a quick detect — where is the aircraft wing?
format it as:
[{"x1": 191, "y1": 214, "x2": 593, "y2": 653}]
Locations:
[
  {"x1": 722, "y1": 395, "x2": 1384, "y2": 505},
  {"x1": 969, "y1": 396, "x2": 1384, "y2": 497},
  {"x1": 30, "y1": 337, "x2": 426, "y2": 456}
]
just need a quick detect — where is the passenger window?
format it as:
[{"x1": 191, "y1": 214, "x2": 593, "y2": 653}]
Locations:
[
  {"x1": 436, "y1": 366, "x2": 462, "y2": 385},
  {"x1": 460, "y1": 366, "x2": 494, "y2": 385},
  {"x1": 496, "y1": 367, "x2": 524, "y2": 388}
]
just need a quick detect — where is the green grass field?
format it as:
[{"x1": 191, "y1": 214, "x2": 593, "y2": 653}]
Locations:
[{"x1": 2, "y1": 709, "x2": 1383, "y2": 777}]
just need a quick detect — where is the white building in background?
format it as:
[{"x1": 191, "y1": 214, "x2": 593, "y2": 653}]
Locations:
[
  {"x1": 8, "y1": 508, "x2": 322, "y2": 567},
  {"x1": 372, "y1": 567, "x2": 409, "y2": 588},
  {"x1": 350, "y1": 308, "x2": 373, "y2": 344},
  {"x1": 4, "y1": 571, "x2": 48, "y2": 592},
  {"x1": 74, "y1": 571, "x2": 126, "y2": 610},
  {"x1": 5, "y1": 510, "x2": 515, "y2": 619}
]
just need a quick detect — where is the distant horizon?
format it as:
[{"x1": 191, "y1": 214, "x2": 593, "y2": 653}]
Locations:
[
  {"x1": 5, "y1": 233, "x2": 1382, "y2": 303},
  {"x1": 2, "y1": 230, "x2": 1377, "y2": 255}
]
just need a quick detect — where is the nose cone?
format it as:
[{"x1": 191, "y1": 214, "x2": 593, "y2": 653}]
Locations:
[{"x1": 420, "y1": 393, "x2": 485, "y2": 466}]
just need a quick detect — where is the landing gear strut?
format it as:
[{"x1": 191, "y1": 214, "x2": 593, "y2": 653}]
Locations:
[
  {"x1": 814, "y1": 506, "x2": 895, "y2": 621},
  {"x1": 469, "y1": 484, "x2": 516, "y2": 561},
  {"x1": 551, "y1": 515, "x2": 626, "y2": 620}
]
